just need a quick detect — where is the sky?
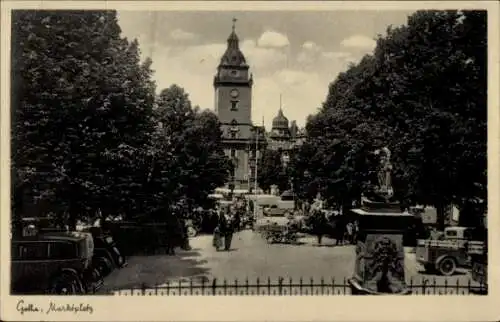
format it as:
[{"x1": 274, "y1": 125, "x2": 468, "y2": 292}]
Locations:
[{"x1": 117, "y1": 10, "x2": 414, "y2": 129}]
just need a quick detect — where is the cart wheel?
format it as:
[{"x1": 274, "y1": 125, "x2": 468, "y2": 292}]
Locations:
[{"x1": 438, "y1": 257, "x2": 457, "y2": 276}]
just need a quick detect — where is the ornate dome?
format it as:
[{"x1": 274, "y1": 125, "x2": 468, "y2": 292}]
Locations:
[{"x1": 272, "y1": 109, "x2": 289, "y2": 130}]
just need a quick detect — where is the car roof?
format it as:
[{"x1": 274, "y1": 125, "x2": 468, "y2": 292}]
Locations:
[{"x1": 13, "y1": 231, "x2": 90, "y2": 242}]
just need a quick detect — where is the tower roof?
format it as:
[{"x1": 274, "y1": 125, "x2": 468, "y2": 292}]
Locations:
[
  {"x1": 219, "y1": 18, "x2": 247, "y2": 67},
  {"x1": 272, "y1": 108, "x2": 289, "y2": 130}
]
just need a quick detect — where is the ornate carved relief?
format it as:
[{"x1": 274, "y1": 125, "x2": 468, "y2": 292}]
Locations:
[{"x1": 355, "y1": 234, "x2": 406, "y2": 294}]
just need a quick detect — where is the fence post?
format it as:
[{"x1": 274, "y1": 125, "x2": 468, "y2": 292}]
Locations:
[
  {"x1": 455, "y1": 278, "x2": 459, "y2": 294},
  {"x1": 257, "y1": 277, "x2": 260, "y2": 295},
  {"x1": 299, "y1": 277, "x2": 303, "y2": 295},
  {"x1": 289, "y1": 277, "x2": 293, "y2": 295},
  {"x1": 444, "y1": 278, "x2": 448, "y2": 294},
  {"x1": 141, "y1": 282, "x2": 146, "y2": 296},
  {"x1": 155, "y1": 283, "x2": 158, "y2": 296},
  {"x1": 278, "y1": 277, "x2": 283, "y2": 296},
  {"x1": 332, "y1": 278, "x2": 335, "y2": 295},
  {"x1": 167, "y1": 280, "x2": 170, "y2": 296},
  {"x1": 223, "y1": 279, "x2": 227, "y2": 295},
  {"x1": 310, "y1": 277, "x2": 313, "y2": 296},
  {"x1": 234, "y1": 279, "x2": 238, "y2": 295},
  {"x1": 212, "y1": 278, "x2": 217, "y2": 296},
  {"x1": 267, "y1": 277, "x2": 271, "y2": 295},
  {"x1": 320, "y1": 278, "x2": 324, "y2": 295},
  {"x1": 178, "y1": 280, "x2": 182, "y2": 296},
  {"x1": 245, "y1": 278, "x2": 249, "y2": 295},
  {"x1": 190, "y1": 278, "x2": 193, "y2": 296},
  {"x1": 201, "y1": 278, "x2": 205, "y2": 296},
  {"x1": 422, "y1": 279, "x2": 427, "y2": 294}
]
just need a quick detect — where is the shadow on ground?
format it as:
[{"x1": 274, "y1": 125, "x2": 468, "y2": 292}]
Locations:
[{"x1": 98, "y1": 248, "x2": 210, "y2": 294}]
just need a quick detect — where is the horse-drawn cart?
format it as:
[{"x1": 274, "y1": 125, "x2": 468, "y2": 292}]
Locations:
[{"x1": 259, "y1": 222, "x2": 298, "y2": 244}]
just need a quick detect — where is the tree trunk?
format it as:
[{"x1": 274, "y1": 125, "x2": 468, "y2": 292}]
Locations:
[{"x1": 436, "y1": 203, "x2": 446, "y2": 231}]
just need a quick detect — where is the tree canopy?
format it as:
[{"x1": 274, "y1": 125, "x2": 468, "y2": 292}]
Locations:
[
  {"x1": 296, "y1": 10, "x2": 487, "y2": 224},
  {"x1": 11, "y1": 10, "x2": 231, "y2": 227},
  {"x1": 257, "y1": 149, "x2": 289, "y2": 193}
]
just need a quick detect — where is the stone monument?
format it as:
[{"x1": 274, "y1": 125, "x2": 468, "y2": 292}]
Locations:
[{"x1": 349, "y1": 147, "x2": 414, "y2": 295}]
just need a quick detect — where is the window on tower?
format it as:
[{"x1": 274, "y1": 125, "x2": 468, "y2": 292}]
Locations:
[
  {"x1": 230, "y1": 149, "x2": 236, "y2": 158},
  {"x1": 230, "y1": 100, "x2": 239, "y2": 111}
]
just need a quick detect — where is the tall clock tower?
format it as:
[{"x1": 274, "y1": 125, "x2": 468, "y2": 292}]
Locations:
[{"x1": 214, "y1": 19, "x2": 265, "y2": 191}]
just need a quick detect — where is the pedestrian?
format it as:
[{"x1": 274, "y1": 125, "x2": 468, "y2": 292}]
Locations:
[
  {"x1": 223, "y1": 208, "x2": 235, "y2": 251},
  {"x1": 311, "y1": 209, "x2": 328, "y2": 245},
  {"x1": 181, "y1": 219, "x2": 192, "y2": 251},
  {"x1": 213, "y1": 206, "x2": 226, "y2": 251},
  {"x1": 353, "y1": 220, "x2": 359, "y2": 244},
  {"x1": 346, "y1": 221, "x2": 354, "y2": 244}
]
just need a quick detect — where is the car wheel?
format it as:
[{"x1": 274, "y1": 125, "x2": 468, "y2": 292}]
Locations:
[
  {"x1": 50, "y1": 273, "x2": 79, "y2": 295},
  {"x1": 438, "y1": 257, "x2": 457, "y2": 276},
  {"x1": 96, "y1": 257, "x2": 114, "y2": 277}
]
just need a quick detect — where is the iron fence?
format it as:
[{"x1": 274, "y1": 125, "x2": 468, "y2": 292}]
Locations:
[{"x1": 97, "y1": 277, "x2": 488, "y2": 296}]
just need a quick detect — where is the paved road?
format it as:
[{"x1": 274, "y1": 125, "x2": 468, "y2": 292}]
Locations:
[{"x1": 100, "y1": 229, "x2": 478, "y2": 295}]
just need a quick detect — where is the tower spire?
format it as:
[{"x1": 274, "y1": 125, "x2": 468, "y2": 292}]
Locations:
[
  {"x1": 279, "y1": 94, "x2": 282, "y2": 112},
  {"x1": 232, "y1": 17, "x2": 237, "y2": 33}
]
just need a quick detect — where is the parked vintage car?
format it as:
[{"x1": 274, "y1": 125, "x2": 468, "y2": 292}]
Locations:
[
  {"x1": 416, "y1": 227, "x2": 484, "y2": 276},
  {"x1": 85, "y1": 227, "x2": 127, "y2": 277},
  {"x1": 11, "y1": 231, "x2": 103, "y2": 294}
]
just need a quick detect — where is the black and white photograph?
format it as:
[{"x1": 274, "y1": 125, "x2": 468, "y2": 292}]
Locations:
[{"x1": 1, "y1": 1, "x2": 497, "y2": 319}]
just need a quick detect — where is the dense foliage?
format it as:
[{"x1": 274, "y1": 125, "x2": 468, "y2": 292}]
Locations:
[
  {"x1": 257, "y1": 149, "x2": 290, "y2": 193},
  {"x1": 11, "y1": 11, "x2": 230, "y2": 227},
  {"x1": 294, "y1": 10, "x2": 487, "y2": 225},
  {"x1": 149, "y1": 85, "x2": 231, "y2": 215}
]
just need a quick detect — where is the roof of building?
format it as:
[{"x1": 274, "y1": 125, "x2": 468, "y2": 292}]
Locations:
[
  {"x1": 272, "y1": 109, "x2": 289, "y2": 130},
  {"x1": 219, "y1": 21, "x2": 247, "y2": 67}
]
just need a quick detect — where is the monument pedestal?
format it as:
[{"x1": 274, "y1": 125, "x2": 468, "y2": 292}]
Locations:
[{"x1": 349, "y1": 197, "x2": 414, "y2": 295}]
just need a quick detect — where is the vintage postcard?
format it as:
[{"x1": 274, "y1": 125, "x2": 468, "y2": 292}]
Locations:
[{"x1": 1, "y1": 1, "x2": 499, "y2": 321}]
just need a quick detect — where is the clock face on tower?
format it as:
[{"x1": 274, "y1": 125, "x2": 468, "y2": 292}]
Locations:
[{"x1": 230, "y1": 89, "x2": 239, "y2": 98}]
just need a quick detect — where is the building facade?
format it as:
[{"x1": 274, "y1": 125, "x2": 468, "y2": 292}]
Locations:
[
  {"x1": 214, "y1": 22, "x2": 266, "y2": 191},
  {"x1": 267, "y1": 109, "x2": 306, "y2": 154}
]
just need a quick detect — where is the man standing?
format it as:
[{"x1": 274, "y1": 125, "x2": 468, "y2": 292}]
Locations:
[{"x1": 223, "y1": 206, "x2": 236, "y2": 251}]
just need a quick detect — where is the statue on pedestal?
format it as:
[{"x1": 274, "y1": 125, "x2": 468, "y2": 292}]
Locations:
[
  {"x1": 374, "y1": 147, "x2": 394, "y2": 200},
  {"x1": 350, "y1": 146, "x2": 412, "y2": 295}
]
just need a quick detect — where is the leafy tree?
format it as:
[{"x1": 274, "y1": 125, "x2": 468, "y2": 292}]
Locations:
[
  {"x1": 149, "y1": 85, "x2": 231, "y2": 217},
  {"x1": 299, "y1": 10, "x2": 486, "y2": 226},
  {"x1": 257, "y1": 149, "x2": 289, "y2": 193},
  {"x1": 11, "y1": 10, "x2": 156, "y2": 228}
]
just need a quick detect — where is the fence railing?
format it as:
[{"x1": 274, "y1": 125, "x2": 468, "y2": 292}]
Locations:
[{"x1": 96, "y1": 277, "x2": 488, "y2": 296}]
